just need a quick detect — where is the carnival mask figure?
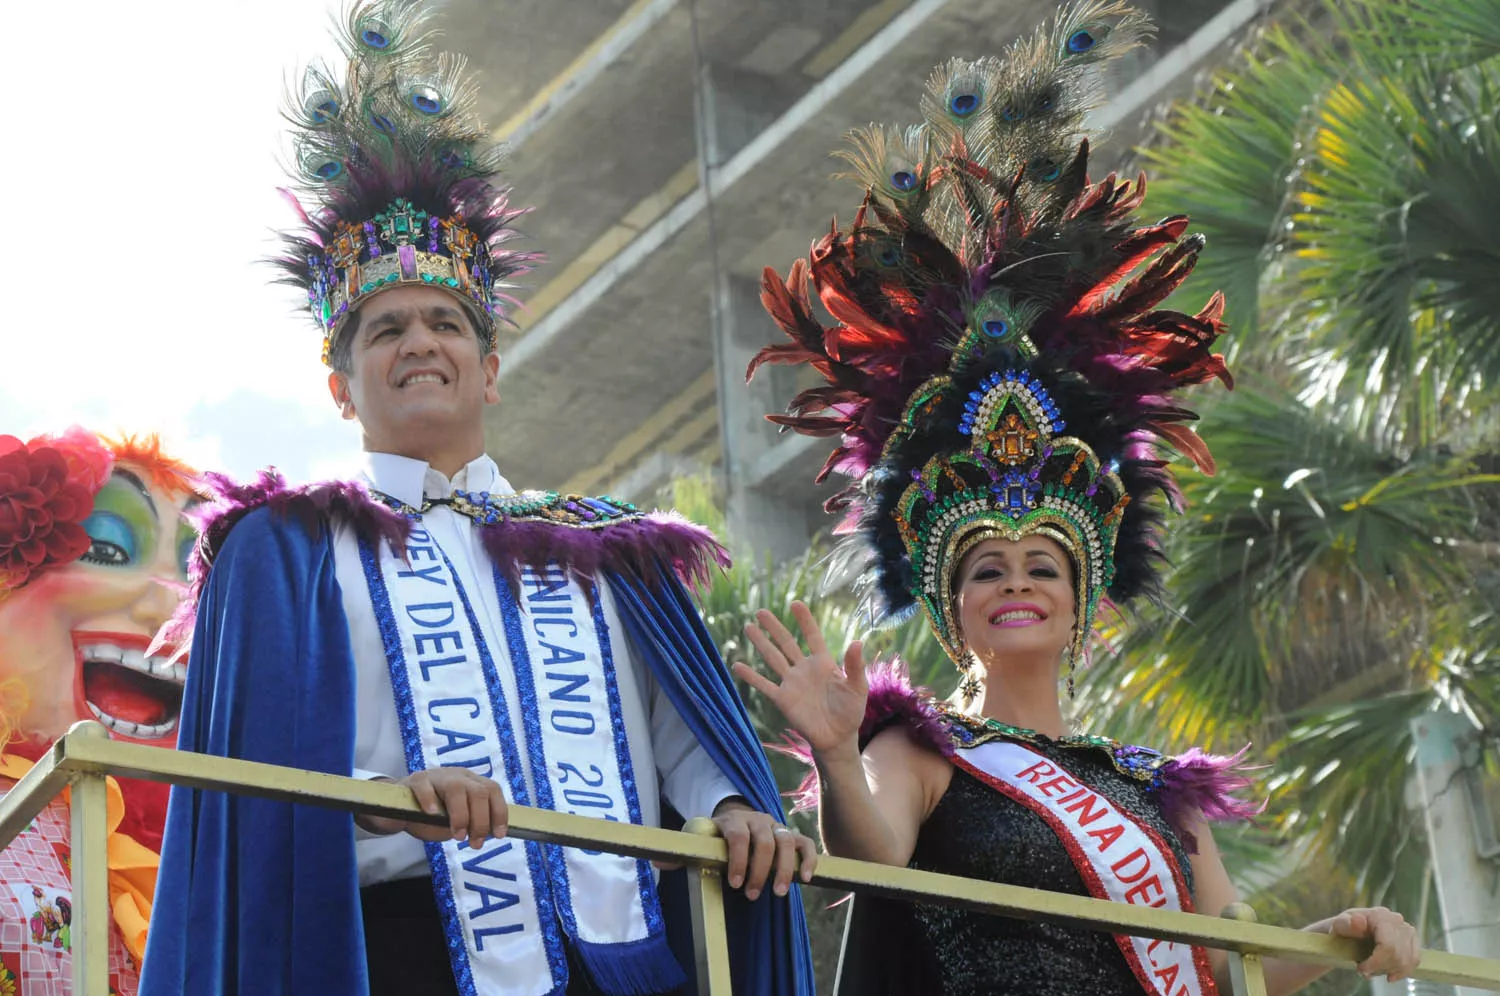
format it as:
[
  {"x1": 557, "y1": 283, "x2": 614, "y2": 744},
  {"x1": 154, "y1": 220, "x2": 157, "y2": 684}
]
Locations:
[
  {"x1": 0, "y1": 427, "x2": 199, "y2": 995},
  {"x1": 0, "y1": 430, "x2": 197, "y2": 750}
]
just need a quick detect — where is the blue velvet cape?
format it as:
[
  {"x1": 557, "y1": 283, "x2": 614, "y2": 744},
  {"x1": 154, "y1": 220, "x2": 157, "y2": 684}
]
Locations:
[{"x1": 138, "y1": 506, "x2": 815, "y2": 995}]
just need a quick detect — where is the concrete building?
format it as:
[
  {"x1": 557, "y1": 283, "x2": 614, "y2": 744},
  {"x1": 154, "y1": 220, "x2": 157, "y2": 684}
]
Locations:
[{"x1": 434, "y1": 0, "x2": 1274, "y2": 560}]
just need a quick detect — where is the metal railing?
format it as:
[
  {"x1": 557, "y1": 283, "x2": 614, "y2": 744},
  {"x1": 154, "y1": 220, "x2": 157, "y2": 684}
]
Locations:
[{"x1": 2, "y1": 721, "x2": 1498, "y2": 995}]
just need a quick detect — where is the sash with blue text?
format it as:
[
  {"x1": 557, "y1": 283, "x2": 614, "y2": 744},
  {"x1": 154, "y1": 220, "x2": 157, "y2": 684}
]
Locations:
[
  {"x1": 359, "y1": 525, "x2": 681, "y2": 996},
  {"x1": 953, "y1": 740, "x2": 1219, "y2": 996}
]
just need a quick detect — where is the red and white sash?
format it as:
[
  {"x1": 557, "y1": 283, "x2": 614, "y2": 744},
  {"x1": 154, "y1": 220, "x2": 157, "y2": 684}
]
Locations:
[{"x1": 953, "y1": 739, "x2": 1219, "y2": 996}]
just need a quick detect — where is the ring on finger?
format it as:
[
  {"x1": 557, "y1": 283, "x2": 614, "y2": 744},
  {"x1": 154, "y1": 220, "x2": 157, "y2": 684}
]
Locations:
[{"x1": 772, "y1": 826, "x2": 793, "y2": 837}]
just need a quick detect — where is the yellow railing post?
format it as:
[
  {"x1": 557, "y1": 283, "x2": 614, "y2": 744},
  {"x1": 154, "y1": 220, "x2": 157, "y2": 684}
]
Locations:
[
  {"x1": 682, "y1": 816, "x2": 733, "y2": 994},
  {"x1": 68, "y1": 721, "x2": 112, "y2": 996},
  {"x1": 1223, "y1": 902, "x2": 1270, "y2": 996}
]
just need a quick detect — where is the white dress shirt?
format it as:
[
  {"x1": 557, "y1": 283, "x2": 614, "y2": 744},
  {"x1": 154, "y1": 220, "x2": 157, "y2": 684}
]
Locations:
[{"x1": 335, "y1": 452, "x2": 738, "y2": 885}]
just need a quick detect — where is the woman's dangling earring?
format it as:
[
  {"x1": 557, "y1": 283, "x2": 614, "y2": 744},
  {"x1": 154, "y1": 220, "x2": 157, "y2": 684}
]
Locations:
[
  {"x1": 957, "y1": 644, "x2": 981, "y2": 702},
  {"x1": 959, "y1": 666, "x2": 982, "y2": 702}
]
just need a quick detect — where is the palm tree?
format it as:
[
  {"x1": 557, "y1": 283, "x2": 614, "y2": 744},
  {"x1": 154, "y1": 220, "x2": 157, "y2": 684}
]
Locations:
[{"x1": 1076, "y1": 0, "x2": 1500, "y2": 969}]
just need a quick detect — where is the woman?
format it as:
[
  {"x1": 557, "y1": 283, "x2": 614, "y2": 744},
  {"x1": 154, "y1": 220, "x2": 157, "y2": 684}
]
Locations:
[
  {"x1": 734, "y1": 3, "x2": 1419, "y2": 993},
  {"x1": 0, "y1": 427, "x2": 199, "y2": 994}
]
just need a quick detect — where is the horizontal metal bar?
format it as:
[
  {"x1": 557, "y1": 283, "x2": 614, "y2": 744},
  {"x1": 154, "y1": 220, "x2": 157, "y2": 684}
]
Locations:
[{"x1": 18, "y1": 727, "x2": 1500, "y2": 991}]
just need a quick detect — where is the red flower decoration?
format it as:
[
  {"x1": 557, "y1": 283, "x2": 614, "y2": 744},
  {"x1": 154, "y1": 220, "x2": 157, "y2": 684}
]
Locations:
[{"x1": 0, "y1": 428, "x2": 113, "y2": 592}]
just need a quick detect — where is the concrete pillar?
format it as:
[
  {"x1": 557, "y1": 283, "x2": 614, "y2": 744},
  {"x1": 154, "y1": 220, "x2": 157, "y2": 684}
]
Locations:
[
  {"x1": 693, "y1": 59, "x2": 815, "y2": 563},
  {"x1": 1410, "y1": 711, "x2": 1500, "y2": 994}
]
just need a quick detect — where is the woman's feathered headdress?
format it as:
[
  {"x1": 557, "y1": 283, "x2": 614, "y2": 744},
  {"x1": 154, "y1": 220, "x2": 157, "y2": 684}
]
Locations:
[
  {"x1": 749, "y1": 1, "x2": 1232, "y2": 673},
  {"x1": 274, "y1": 1, "x2": 536, "y2": 364}
]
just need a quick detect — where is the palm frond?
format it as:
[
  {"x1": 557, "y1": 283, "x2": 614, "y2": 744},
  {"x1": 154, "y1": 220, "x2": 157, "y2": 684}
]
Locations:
[
  {"x1": 1140, "y1": 17, "x2": 1331, "y2": 350},
  {"x1": 1399, "y1": 0, "x2": 1500, "y2": 63},
  {"x1": 1289, "y1": 57, "x2": 1500, "y2": 390}
]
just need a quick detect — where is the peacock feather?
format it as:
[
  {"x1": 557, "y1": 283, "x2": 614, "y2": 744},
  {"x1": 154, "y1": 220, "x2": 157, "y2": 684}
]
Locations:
[
  {"x1": 750, "y1": 1, "x2": 1229, "y2": 630},
  {"x1": 272, "y1": 0, "x2": 535, "y2": 362}
]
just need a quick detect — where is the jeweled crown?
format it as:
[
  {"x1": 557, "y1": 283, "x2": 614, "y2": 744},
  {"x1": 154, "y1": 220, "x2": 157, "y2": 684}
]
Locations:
[
  {"x1": 307, "y1": 197, "x2": 502, "y2": 360},
  {"x1": 275, "y1": 1, "x2": 533, "y2": 366},
  {"x1": 893, "y1": 369, "x2": 1128, "y2": 663}
]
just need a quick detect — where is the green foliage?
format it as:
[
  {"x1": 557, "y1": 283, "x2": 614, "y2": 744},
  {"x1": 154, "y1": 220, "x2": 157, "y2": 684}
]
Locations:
[
  {"x1": 1088, "y1": 0, "x2": 1500, "y2": 928},
  {"x1": 664, "y1": 0, "x2": 1500, "y2": 972}
]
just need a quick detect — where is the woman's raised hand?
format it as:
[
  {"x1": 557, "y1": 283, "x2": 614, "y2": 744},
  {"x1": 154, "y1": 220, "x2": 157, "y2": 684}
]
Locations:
[{"x1": 733, "y1": 601, "x2": 868, "y2": 753}]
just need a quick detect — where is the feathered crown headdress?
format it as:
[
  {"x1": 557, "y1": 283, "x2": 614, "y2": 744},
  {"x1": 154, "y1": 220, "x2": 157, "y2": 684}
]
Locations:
[
  {"x1": 275, "y1": 1, "x2": 534, "y2": 365},
  {"x1": 749, "y1": 1, "x2": 1232, "y2": 675}
]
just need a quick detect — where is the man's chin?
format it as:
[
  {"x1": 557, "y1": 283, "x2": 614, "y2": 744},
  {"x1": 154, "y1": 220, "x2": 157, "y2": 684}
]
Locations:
[{"x1": 367, "y1": 405, "x2": 481, "y2": 445}]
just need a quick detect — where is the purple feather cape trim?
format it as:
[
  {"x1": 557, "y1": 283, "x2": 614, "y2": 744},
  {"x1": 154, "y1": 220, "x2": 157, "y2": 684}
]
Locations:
[
  {"x1": 153, "y1": 471, "x2": 730, "y2": 654},
  {"x1": 767, "y1": 661, "x2": 1261, "y2": 848},
  {"x1": 770, "y1": 658, "x2": 953, "y2": 814},
  {"x1": 1156, "y1": 746, "x2": 1264, "y2": 852},
  {"x1": 478, "y1": 511, "x2": 730, "y2": 596},
  {"x1": 152, "y1": 471, "x2": 411, "y2": 654}
]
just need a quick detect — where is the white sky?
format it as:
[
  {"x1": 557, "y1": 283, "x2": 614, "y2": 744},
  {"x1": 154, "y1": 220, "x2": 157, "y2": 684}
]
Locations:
[{"x1": 0, "y1": 1, "x2": 372, "y2": 483}]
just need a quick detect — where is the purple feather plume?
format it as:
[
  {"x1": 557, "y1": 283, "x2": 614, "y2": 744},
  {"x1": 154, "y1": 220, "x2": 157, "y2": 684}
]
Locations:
[
  {"x1": 1157, "y1": 746, "x2": 1264, "y2": 852},
  {"x1": 770, "y1": 658, "x2": 955, "y2": 813}
]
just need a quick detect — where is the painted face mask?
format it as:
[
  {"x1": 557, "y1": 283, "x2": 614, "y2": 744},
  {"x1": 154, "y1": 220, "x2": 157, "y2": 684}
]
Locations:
[{"x1": 0, "y1": 431, "x2": 199, "y2": 749}]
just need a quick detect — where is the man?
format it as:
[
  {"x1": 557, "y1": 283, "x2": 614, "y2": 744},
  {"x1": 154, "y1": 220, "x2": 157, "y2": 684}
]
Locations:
[{"x1": 137, "y1": 5, "x2": 817, "y2": 994}]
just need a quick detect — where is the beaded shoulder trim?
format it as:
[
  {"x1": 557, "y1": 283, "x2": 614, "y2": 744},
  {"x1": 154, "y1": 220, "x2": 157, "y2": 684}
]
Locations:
[
  {"x1": 372, "y1": 488, "x2": 645, "y2": 530},
  {"x1": 942, "y1": 708, "x2": 1168, "y2": 787}
]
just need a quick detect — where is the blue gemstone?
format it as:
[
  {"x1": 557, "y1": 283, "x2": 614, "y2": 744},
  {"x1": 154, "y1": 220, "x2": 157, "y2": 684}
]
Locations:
[
  {"x1": 891, "y1": 170, "x2": 917, "y2": 192},
  {"x1": 1068, "y1": 29, "x2": 1096, "y2": 53},
  {"x1": 969, "y1": 391, "x2": 982, "y2": 401},
  {"x1": 362, "y1": 28, "x2": 390, "y2": 48},
  {"x1": 949, "y1": 93, "x2": 979, "y2": 117}
]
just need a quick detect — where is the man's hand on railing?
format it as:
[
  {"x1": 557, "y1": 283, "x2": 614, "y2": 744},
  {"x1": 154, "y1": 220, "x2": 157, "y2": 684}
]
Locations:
[
  {"x1": 353, "y1": 768, "x2": 508, "y2": 849},
  {"x1": 710, "y1": 797, "x2": 818, "y2": 902}
]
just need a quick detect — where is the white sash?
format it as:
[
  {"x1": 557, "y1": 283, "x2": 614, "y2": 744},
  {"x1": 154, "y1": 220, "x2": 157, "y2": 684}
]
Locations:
[
  {"x1": 360, "y1": 528, "x2": 567, "y2": 996},
  {"x1": 954, "y1": 740, "x2": 1218, "y2": 996},
  {"x1": 360, "y1": 528, "x2": 680, "y2": 996},
  {"x1": 494, "y1": 564, "x2": 671, "y2": 981}
]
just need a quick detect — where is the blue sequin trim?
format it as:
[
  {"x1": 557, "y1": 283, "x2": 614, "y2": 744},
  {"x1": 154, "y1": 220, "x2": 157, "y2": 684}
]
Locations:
[
  {"x1": 357, "y1": 535, "x2": 480, "y2": 996},
  {"x1": 441, "y1": 547, "x2": 570, "y2": 989},
  {"x1": 590, "y1": 582, "x2": 666, "y2": 936}
]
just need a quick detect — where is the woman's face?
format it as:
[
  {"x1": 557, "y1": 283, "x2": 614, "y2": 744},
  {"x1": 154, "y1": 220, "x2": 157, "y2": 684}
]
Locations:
[
  {"x1": 0, "y1": 463, "x2": 194, "y2": 748},
  {"x1": 953, "y1": 534, "x2": 1077, "y2": 671}
]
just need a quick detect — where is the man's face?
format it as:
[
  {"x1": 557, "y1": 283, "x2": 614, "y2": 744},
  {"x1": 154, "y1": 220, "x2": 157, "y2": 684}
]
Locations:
[
  {"x1": 0, "y1": 463, "x2": 194, "y2": 748},
  {"x1": 328, "y1": 285, "x2": 500, "y2": 452}
]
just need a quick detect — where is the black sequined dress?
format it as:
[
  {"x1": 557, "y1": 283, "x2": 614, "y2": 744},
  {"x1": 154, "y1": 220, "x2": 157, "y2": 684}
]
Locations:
[{"x1": 834, "y1": 722, "x2": 1199, "y2": 996}]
